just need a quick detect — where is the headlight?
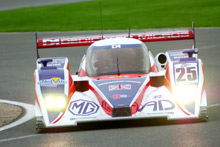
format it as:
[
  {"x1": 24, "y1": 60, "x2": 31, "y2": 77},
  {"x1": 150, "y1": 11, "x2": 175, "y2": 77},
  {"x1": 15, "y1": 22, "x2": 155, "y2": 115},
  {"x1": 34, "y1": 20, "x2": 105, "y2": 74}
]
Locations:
[
  {"x1": 44, "y1": 94, "x2": 67, "y2": 110},
  {"x1": 45, "y1": 96, "x2": 56, "y2": 109},
  {"x1": 55, "y1": 96, "x2": 67, "y2": 109},
  {"x1": 173, "y1": 85, "x2": 198, "y2": 104}
]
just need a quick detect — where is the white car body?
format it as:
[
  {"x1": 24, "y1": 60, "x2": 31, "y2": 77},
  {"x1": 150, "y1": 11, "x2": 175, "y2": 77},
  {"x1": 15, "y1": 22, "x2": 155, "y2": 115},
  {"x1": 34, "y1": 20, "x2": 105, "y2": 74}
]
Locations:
[{"x1": 34, "y1": 31, "x2": 208, "y2": 130}]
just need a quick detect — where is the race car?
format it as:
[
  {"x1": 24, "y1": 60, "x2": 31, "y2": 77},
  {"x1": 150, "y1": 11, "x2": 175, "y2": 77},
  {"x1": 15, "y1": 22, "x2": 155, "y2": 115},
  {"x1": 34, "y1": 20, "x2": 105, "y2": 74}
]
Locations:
[{"x1": 34, "y1": 28, "x2": 208, "y2": 131}]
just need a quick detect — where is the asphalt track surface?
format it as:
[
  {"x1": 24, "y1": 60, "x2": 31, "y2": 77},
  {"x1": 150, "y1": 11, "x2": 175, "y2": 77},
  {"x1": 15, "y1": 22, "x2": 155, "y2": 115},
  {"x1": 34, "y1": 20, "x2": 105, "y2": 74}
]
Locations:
[
  {"x1": 0, "y1": 28, "x2": 220, "y2": 147},
  {"x1": 0, "y1": 0, "x2": 92, "y2": 11}
]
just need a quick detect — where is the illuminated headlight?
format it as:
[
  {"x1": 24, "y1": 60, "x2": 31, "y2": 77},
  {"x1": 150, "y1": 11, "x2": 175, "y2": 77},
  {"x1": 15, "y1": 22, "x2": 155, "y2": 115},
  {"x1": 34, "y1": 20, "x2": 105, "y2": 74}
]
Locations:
[
  {"x1": 45, "y1": 96, "x2": 55, "y2": 109},
  {"x1": 44, "y1": 95, "x2": 67, "y2": 110},
  {"x1": 173, "y1": 85, "x2": 198, "y2": 104},
  {"x1": 55, "y1": 96, "x2": 67, "y2": 109}
]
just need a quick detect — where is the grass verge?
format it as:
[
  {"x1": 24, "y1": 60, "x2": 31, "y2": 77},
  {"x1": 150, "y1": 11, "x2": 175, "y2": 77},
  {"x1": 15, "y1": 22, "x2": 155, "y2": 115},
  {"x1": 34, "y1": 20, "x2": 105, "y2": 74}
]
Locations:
[{"x1": 0, "y1": 0, "x2": 219, "y2": 32}]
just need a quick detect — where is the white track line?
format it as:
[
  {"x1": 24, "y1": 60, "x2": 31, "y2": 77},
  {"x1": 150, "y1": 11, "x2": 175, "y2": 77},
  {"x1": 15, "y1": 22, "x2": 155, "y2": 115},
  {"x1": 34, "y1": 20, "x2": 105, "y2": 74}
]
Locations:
[
  {"x1": 0, "y1": 99, "x2": 35, "y2": 132},
  {"x1": 0, "y1": 134, "x2": 40, "y2": 143},
  {"x1": 207, "y1": 103, "x2": 220, "y2": 108},
  {"x1": 199, "y1": 44, "x2": 220, "y2": 50}
]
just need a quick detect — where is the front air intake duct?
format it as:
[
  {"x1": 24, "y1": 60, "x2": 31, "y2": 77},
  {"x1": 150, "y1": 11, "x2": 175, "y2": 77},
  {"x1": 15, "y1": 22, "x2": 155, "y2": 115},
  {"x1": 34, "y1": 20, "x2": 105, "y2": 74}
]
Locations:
[
  {"x1": 112, "y1": 107, "x2": 131, "y2": 117},
  {"x1": 155, "y1": 53, "x2": 167, "y2": 71}
]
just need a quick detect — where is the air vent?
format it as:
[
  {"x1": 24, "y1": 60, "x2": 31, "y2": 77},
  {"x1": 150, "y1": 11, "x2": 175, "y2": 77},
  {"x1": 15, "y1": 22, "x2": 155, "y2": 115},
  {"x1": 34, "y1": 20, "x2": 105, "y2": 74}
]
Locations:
[{"x1": 112, "y1": 107, "x2": 131, "y2": 117}]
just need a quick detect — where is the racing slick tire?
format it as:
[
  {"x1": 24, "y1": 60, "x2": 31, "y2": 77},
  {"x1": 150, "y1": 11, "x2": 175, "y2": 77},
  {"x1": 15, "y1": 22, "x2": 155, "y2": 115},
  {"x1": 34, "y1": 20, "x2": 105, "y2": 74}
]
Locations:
[{"x1": 199, "y1": 109, "x2": 208, "y2": 121}]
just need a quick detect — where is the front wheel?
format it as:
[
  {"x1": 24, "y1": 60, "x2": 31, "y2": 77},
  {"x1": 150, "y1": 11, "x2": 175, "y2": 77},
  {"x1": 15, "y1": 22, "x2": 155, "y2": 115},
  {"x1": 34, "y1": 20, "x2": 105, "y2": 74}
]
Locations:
[
  {"x1": 199, "y1": 109, "x2": 208, "y2": 121},
  {"x1": 36, "y1": 117, "x2": 46, "y2": 133}
]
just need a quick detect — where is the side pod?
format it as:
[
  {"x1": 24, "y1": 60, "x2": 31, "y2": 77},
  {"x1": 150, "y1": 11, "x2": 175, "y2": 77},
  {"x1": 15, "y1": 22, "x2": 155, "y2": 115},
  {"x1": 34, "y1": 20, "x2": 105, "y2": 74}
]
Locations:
[
  {"x1": 164, "y1": 49, "x2": 208, "y2": 120},
  {"x1": 34, "y1": 57, "x2": 75, "y2": 130}
]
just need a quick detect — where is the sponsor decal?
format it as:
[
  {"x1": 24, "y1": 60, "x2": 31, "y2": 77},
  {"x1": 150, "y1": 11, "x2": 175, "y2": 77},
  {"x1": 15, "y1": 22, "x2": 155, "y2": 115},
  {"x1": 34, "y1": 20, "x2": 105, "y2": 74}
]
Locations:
[
  {"x1": 126, "y1": 81, "x2": 141, "y2": 84},
  {"x1": 98, "y1": 80, "x2": 141, "y2": 87},
  {"x1": 68, "y1": 100, "x2": 99, "y2": 116},
  {"x1": 173, "y1": 55, "x2": 188, "y2": 59},
  {"x1": 154, "y1": 95, "x2": 163, "y2": 99},
  {"x1": 109, "y1": 84, "x2": 131, "y2": 91},
  {"x1": 147, "y1": 112, "x2": 174, "y2": 115},
  {"x1": 48, "y1": 63, "x2": 63, "y2": 67},
  {"x1": 174, "y1": 62, "x2": 198, "y2": 84},
  {"x1": 114, "y1": 94, "x2": 120, "y2": 99},
  {"x1": 47, "y1": 59, "x2": 65, "y2": 67},
  {"x1": 112, "y1": 44, "x2": 121, "y2": 49},
  {"x1": 38, "y1": 78, "x2": 67, "y2": 87},
  {"x1": 138, "y1": 100, "x2": 175, "y2": 112},
  {"x1": 113, "y1": 94, "x2": 128, "y2": 99},
  {"x1": 70, "y1": 117, "x2": 96, "y2": 120},
  {"x1": 98, "y1": 81, "x2": 122, "y2": 87}
]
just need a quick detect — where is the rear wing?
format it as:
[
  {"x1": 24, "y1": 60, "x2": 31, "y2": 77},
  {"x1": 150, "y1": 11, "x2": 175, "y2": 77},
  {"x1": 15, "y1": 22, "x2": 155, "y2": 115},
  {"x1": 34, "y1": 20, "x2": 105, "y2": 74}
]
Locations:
[
  {"x1": 36, "y1": 27, "x2": 195, "y2": 58},
  {"x1": 37, "y1": 30, "x2": 194, "y2": 49}
]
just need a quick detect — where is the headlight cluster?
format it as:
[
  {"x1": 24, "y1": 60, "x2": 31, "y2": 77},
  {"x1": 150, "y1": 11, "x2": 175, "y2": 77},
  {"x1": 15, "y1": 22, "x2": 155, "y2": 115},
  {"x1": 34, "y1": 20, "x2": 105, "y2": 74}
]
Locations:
[
  {"x1": 173, "y1": 85, "x2": 198, "y2": 104},
  {"x1": 44, "y1": 94, "x2": 67, "y2": 110}
]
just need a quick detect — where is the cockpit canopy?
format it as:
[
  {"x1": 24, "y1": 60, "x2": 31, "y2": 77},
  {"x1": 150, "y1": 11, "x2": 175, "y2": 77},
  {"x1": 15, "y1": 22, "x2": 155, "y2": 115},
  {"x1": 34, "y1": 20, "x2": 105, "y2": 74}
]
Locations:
[{"x1": 86, "y1": 39, "x2": 151, "y2": 76}]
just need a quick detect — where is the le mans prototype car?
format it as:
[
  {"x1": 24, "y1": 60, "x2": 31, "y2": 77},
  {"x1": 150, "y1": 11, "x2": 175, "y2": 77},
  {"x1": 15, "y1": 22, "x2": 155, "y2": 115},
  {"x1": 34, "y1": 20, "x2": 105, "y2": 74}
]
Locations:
[{"x1": 34, "y1": 28, "x2": 208, "y2": 131}]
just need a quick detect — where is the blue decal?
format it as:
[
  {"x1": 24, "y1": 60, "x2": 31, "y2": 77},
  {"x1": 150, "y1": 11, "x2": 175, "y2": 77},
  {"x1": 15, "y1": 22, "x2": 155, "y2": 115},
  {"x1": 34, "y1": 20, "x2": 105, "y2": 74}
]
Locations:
[
  {"x1": 38, "y1": 78, "x2": 66, "y2": 87},
  {"x1": 92, "y1": 77, "x2": 147, "y2": 107},
  {"x1": 38, "y1": 69, "x2": 65, "y2": 94},
  {"x1": 68, "y1": 100, "x2": 99, "y2": 116},
  {"x1": 91, "y1": 44, "x2": 142, "y2": 50}
]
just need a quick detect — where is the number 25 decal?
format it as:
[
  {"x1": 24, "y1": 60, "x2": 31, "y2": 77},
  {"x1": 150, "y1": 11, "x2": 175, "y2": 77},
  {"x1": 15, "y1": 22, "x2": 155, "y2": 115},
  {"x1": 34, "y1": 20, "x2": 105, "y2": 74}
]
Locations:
[{"x1": 175, "y1": 66, "x2": 198, "y2": 83}]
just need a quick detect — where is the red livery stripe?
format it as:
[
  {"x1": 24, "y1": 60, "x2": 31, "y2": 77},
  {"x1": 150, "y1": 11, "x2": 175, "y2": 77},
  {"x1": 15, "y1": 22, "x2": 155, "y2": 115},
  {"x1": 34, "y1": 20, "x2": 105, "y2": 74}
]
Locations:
[{"x1": 131, "y1": 82, "x2": 150, "y2": 114}]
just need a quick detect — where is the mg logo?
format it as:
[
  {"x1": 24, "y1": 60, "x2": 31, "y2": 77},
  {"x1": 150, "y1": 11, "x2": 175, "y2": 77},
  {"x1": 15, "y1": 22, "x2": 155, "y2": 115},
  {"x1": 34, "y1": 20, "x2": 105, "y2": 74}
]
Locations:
[{"x1": 68, "y1": 100, "x2": 99, "y2": 116}]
